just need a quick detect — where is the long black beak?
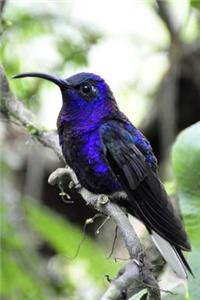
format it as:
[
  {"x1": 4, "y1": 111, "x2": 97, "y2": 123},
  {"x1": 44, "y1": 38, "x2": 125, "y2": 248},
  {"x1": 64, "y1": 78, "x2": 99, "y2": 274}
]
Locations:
[{"x1": 12, "y1": 72, "x2": 70, "y2": 88}]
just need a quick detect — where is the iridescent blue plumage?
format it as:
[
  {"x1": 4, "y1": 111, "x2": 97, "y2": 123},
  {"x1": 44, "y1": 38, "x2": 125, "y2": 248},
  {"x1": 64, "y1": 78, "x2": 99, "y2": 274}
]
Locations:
[
  {"x1": 57, "y1": 72, "x2": 157, "y2": 193},
  {"x1": 13, "y1": 70, "x2": 192, "y2": 278}
]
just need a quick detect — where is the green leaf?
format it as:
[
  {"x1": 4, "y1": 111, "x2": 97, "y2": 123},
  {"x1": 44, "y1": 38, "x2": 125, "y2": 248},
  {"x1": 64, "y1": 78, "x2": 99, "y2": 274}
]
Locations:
[
  {"x1": 172, "y1": 122, "x2": 200, "y2": 196},
  {"x1": 172, "y1": 122, "x2": 200, "y2": 299},
  {"x1": 172, "y1": 122, "x2": 200, "y2": 246}
]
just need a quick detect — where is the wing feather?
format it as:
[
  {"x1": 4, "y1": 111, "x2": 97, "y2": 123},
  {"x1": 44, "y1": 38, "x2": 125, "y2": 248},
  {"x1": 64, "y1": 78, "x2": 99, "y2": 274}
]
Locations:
[{"x1": 101, "y1": 122, "x2": 191, "y2": 251}]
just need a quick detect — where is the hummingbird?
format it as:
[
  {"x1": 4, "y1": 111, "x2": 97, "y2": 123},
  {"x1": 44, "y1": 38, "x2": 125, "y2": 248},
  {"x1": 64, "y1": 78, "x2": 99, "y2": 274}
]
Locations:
[{"x1": 13, "y1": 71, "x2": 192, "y2": 278}]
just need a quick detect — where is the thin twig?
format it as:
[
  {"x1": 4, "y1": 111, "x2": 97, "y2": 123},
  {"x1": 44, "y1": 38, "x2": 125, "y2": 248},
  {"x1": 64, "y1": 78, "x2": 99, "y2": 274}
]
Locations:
[
  {"x1": 96, "y1": 216, "x2": 110, "y2": 235},
  {"x1": 71, "y1": 213, "x2": 103, "y2": 260},
  {"x1": 107, "y1": 226, "x2": 118, "y2": 259}
]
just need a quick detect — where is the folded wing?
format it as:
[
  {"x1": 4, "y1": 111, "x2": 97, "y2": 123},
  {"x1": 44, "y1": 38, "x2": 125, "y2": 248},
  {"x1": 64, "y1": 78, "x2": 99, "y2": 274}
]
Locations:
[{"x1": 100, "y1": 122, "x2": 192, "y2": 277}]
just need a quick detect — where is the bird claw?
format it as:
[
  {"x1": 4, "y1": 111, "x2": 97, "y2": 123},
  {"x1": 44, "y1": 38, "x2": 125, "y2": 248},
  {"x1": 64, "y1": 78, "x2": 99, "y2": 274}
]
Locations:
[
  {"x1": 74, "y1": 182, "x2": 82, "y2": 191},
  {"x1": 133, "y1": 258, "x2": 140, "y2": 266},
  {"x1": 48, "y1": 167, "x2": 69, "y2": 185},
  {"x1": 68, "y1": 180, "x2": 81, "y2": 191},
  {"x1": 132, "y1": 252, "x2": 145, "y2": 273},
  {"x1": 68, "y1": 181, "x2": 74, "y2": 189}
]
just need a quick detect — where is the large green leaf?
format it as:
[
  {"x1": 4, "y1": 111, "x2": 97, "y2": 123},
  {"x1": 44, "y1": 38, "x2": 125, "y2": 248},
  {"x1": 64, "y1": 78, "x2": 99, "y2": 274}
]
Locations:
[
  {"x1": 172, "y1": 122, "x2": 200, "y2": 246},
  {"x1": 172, "y1": 122, "x2": 200, "y2": 300}
]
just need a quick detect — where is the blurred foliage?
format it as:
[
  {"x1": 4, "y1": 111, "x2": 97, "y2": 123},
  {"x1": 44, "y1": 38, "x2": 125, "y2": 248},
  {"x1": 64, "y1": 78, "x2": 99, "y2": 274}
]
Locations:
[
  {"x1": 0, "y1": 127, "x2": 118, "y2": 299},
  {"x1": 190, "y1": 0, "x2": 200, "y2": 10},
  {"x1": 1, "y1": 204, "x2": 60, "y2": 300},
  {"x1": 1, "y1": 190, "x2": 119, "y2": 300},
  {"x1": 1, "y1": 6, "x2": 101, "y2": 111}
]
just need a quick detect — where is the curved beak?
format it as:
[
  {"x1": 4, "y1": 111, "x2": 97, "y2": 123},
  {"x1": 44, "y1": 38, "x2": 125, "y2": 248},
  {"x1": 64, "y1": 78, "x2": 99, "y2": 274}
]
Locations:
[{"x1": 12, "y1": 72, "x2": 70, "y2": 88}]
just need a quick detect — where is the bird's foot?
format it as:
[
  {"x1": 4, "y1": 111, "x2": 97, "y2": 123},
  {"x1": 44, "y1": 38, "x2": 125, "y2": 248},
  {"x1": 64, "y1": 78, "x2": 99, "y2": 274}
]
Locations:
[
  {"x1": 48, "y1": 167, "x2": 70, "y2": 185},
  {"x1": 132, "y1": 251, "x2": 146, "y2": 274},
  {"x1": 68, "y1": 180, "x2": 81, "y2": 191},
  {"x1": 48, "y1": 166, "x2": 81, "y2": 190}
]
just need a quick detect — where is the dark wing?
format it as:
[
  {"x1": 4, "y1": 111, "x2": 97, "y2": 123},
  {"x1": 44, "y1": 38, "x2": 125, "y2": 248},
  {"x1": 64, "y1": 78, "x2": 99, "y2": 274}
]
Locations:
[{"x1": 100, "y1": 122, "x2": 191, "y2": 251}]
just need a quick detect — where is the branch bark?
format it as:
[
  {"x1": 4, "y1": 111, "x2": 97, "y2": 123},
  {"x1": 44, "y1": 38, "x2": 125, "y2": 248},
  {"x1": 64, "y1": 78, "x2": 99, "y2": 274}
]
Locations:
[
  {"x1": 0, "y1": 0, "x2": 6, "y2": 19},
  {"x1": 156, "y1": 0, "x2": 181, "y2": 43},
  {"x1": 48, "y1": 167, "x2": 160, "y2": 300},
  {"x1": 0, "y1": 65, "x2": 64, "y2": 162},
  {"x1": 0, "y1": 65, "x2": 160, "y2": 299}
]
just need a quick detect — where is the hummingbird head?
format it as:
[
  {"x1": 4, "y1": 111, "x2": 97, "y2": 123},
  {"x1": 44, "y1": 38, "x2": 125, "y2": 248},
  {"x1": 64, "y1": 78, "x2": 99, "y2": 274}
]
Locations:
[{"x1": 13, "y1": 72, "x2": 118, "y2": 131}]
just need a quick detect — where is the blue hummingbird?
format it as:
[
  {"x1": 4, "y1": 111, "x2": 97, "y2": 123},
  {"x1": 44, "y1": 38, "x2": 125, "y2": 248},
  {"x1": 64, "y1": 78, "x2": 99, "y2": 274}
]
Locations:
[{"x1": 13, "y1": 71, "x2": 192, "y2": 278}]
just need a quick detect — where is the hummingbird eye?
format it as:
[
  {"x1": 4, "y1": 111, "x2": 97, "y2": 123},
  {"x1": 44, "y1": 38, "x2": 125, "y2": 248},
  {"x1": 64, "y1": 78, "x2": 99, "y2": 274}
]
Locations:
[{"x1": 79, "y1": 82, "x2": 96, "y2": 97}]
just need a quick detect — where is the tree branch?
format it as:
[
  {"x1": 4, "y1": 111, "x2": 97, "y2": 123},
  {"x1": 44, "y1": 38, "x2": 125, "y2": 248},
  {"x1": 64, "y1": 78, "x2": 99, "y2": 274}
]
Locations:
[
  {"x1": 0, "y1": 65, "x2": 160, "y2": 299},
  {"x1": 0, "y1": 0, "x2": 6, "y2": 19},
  {"x1": 155, "y1": 0, "x2": 181, "y2": 43},
  {"x1": 0, "y1": 65, "x2": 64, "y2": 162}
]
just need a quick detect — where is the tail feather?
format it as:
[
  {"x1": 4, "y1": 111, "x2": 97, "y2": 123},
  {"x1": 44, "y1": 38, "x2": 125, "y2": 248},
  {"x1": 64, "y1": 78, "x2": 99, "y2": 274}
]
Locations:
[
  {"x1": 174, "y1": 247, "x2": 194, "y2": 277},
  {"x1": 151, "y1": 230, "x2": 191, "y2": 279}
]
